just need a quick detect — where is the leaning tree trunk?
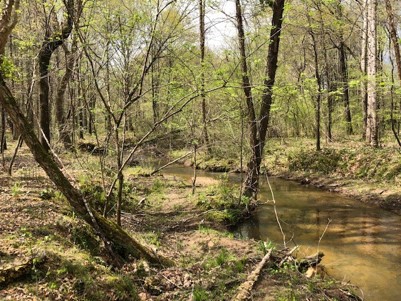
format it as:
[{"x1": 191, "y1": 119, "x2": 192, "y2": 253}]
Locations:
[
  {"x1": 0, "y1": 73, "x2": 172, "y2": 267},
  {"x1": 0, "y1": 1, "x2": 170, "y2": 264}
]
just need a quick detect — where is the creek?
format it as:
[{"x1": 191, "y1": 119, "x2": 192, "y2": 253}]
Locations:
[{"x1": 163, "y1": 166, "x2": 401, "y2": 301}]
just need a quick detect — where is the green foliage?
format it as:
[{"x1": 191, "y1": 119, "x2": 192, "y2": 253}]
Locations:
[
  {"x1": 71, "y1": 225, "x2": 100, "y2": 255},
  {"x1": 215, "y1": 248, "x2": 230, "y2": 266},
  {"x1": 39, "y1": 189, "x2": 55, "y2": 200},
  {"x1": 192, "y1": 287, "x2": 209, "y2": 301},
  {"x1": 11, "y1": 182, "x2": 23, "y2": 197},
  {"x1": 0, "y1": 55, "x2": 18, "y2": 79},
  {"x1": 151, "y1": 178, "x2": 166, "y2": 194},
  {"x1": 258, "y1": 240, "x2": 275, "y2": 255},
  {"x1": 142, "y1": 231, "x2": 161, "y2": 248},
  {"x1": 78, "y1": 177, "x2": 108, "y2": 213},
  {"x1": 195, "y1": 178, "x2": 248, "y2": 225},
  {"x1": 289, "y1": 149, "x2": 343, "y2": 174}
]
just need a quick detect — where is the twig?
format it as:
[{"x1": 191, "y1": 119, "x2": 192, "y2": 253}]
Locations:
[
  {"x1": 317, "y1": 218, "x2": 331, "y2": 254},
  {"x1": 264, "y1": 168, "x2": 286, "y2": 248},
  {"x1": 278, "y1": 246, "x2": 298, "y2": 267}
]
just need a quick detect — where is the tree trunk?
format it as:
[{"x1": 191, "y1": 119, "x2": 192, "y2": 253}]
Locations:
[
  {"x1": 307, "y1": 5, "x2": 322, "y2": 151},
  {"x1": 236, "y1": 0, "x2": 285, "y2": 198},
  {"x1": 235, "y1": 0, "x2": 260, "y2": 199},
  {"x1": 311, "y1": 33, "x2": 322, "y2": 151},
  {"x1": 366, "y1": 0, "x2": 378, "y2": 147},
  {"x1": 385, "y1": 0, "x2": 401, "y2": 93},
  {"x1": 337, "y1": 0, "x2": 353, "y2": 135},
  {"x1": 385, "y1": 0, "x2": 401, "y2": 147},
  {"x1": 361, "y1": 0, "x2": 368, "y2": 139},
  {"x1": 0, "y1": 108, "x2": 6, "y2": 153},
  {"x1": 199, "y1": 0, "x2": 211, "y2": 154},
  {"x1": 0, "y1": 73, "x2": 172, "y2": 266},
  {"x1": 55, "y1": 42, "x2": 76, "y2": 150},
  {"x1": 38, "y1": 0, "x2": 74, "y2": 151},
  {"x1": 339, "y1": 41, "x2": 353, "y2": 135}
]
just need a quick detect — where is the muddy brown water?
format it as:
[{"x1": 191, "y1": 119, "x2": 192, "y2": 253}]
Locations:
[{"x1": 163, "y1": 166, "x2": 401, "y2": 301}]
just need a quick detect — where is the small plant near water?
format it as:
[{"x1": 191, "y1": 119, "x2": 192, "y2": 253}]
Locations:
[
  {"x1": 195, "y1": 179, "x2": 247, "y2": 225},
  {"x1": 258, "y1": 240, "x2": 275, "y2": 254},
  {"x1": 11, "y1": 181, "x2": 23, "y2": 197}
]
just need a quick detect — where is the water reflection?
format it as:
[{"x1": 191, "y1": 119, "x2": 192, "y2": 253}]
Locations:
[
  {"x1": 162, "y1": 166, "x2": 401, "y2": 300},
  {"x1": 238, "y1": 177, "x2": 401, "y2": 301}
]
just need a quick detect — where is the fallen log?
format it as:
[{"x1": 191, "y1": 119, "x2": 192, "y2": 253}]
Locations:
[
  {"x1": 0, "y1": 255, "x2": 46, "y2": 288},
  {"x1": 232, "y1": 248, "x2": 273, "y2": 301}
]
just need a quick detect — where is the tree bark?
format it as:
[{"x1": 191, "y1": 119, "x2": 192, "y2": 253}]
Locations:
[
  {"x1": 337, "y1": 0, "x2": 353, "y2": 135},
  {"x1": 55, "y1": 42, "x2": 76, "y2": 150},
  {"x1": 235, "y1": 0, "x2": 260, "y2": 199},
  {"x1": 339, "y1": 40, "x2": 353, "y2": 135},
  {"x1": 385, "y1": 0, "x2": 401, "y2": 147},
  {"x1": 199, "y1": 0, "x2": 211, "y2": 154},
  {"x1": 38, "y1": 0, "x2": 74, "y2": 151},
  {"x1": 236, "y1": 0, "x2": 285, "y2": 199},
  {"x1": 307, "y1": 3, "x2": 322, "y2": 151},
  {"x1": 0, "y1": 109, "x2": 6, "y2": 153},
  {"x1": 310, "y1": 32, "x2": 322, "y2": 151},
  {"x1": 360, "y1": 0, "x2": 368, "y2": 139},
  {"x1": 366, "y1": 0, "x2": 378, "y2": 147}
]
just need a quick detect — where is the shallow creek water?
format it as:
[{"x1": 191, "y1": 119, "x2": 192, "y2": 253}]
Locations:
[{"x1": 163, "y1": 166, "x2": 401, "y2": 301}]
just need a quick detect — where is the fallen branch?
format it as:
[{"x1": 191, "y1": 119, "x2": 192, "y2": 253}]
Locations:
[
  {"x1": 298, "y1": 251, "x2": 324, "y2": 273},
  {"x1": 233, "y1": 248, "x2": 273, "y2": 301},
  {"x1": 150, "y1": 151, "x2": 192, "y2": 176}
]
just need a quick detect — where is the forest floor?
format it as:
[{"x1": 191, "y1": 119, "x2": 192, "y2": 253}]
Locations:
[{"x1": 0, "y1": 141, "x2": 361, "y2": 300}]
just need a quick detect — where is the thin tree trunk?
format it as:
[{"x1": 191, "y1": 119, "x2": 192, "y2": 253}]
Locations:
[
  {"x1": 0, "y1": 109, "x2": 6, "y2": 153},
  {"x1": 339, "y1": 41, "x2": 353, "y2": 135},
  {"x1": 361, "y1": 0, "x2": 368, "y2": 139},
  {"x1": 337, "y1": 1, "x2": 353, "y2": 135},
  {"x1": 385, "y1": 0, "x2": 401, "y2": 147},
  {"x1": 235, "y1": 0, "x2": 259, "y2": 199},
  {"x1": 366, "y1": 0, "x2": 378, "y2": 147},
  {"x1": 307, "y1": 5, "x2": 322, "y2": 151},
  {"x1": 311, "y1": 33, "x2": 322, "y2": 151},
  {"x1": 199, "y1": 0, "x2": 211, "y2": 154}
]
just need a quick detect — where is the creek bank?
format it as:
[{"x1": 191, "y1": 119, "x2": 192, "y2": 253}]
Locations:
[
  {"x1": 173, "y1": 141, "x2": 401, "y2": 216},
  {"x1": 124, "y1": 172, "x2": 361, "y2": 300},
  {"x1": 274, "y1": 171, "x2": 401, "y2": 215}
]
